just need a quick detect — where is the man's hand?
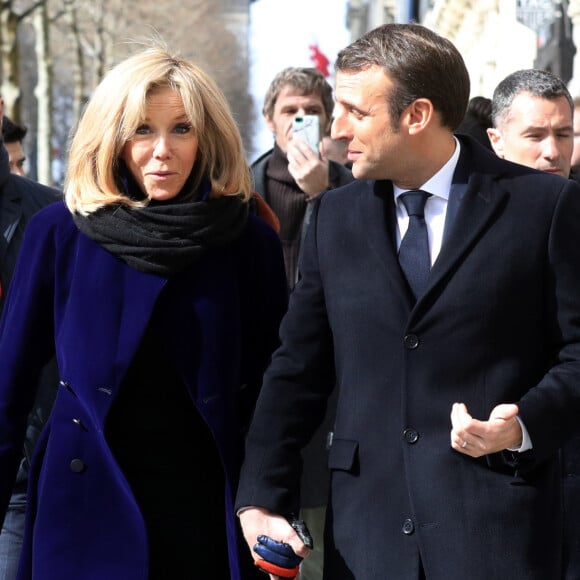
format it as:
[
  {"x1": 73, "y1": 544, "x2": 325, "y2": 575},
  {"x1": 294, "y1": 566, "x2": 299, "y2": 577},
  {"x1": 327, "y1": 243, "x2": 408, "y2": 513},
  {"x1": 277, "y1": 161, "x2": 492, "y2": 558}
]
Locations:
[
  {"x1": 287, "y1": 137, "x2": 330, "y2": 197},
  {"x1": 450, "y1": 402, "x2": 522, "y2": 457},
  {"x1": 239, "y1": 507, "x2": 311, "y2": 579}
]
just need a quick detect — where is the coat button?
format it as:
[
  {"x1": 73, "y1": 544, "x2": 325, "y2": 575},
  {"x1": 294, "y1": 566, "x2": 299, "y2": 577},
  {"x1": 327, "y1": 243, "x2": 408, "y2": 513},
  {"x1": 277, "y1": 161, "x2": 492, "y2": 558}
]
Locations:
[
  {"x1": 60, "y1": 380, "x2": 76, "y2": 396},
  {"x1": 403, "y1": 334, "x2": 419, "y2": 349},
  {"x1": 70, "y1": 459, "x2": 86, "y2": 473},
  {"x1": 72, "y1": 418, "x2": 88, "y2": 432},
  {"x1": 402, "y1": 519, "x2": 415, "y2": 535},
  {"x1": 403, "y1": 428, "x2": 419, "y2": 444}
]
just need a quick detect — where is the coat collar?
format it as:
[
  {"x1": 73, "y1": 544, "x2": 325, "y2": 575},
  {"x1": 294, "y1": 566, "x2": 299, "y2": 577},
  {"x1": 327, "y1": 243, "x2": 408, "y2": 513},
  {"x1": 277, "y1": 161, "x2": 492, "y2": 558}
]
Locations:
[
  {"x1": 0, "y1": 144, "x2": 20, "y2": 261},
  {"x1": 363, "y1": 136, "x2": 511, "y2": 312},
  {"x1": 428, "y1": 137, "x2": 510, "y2": 293}
]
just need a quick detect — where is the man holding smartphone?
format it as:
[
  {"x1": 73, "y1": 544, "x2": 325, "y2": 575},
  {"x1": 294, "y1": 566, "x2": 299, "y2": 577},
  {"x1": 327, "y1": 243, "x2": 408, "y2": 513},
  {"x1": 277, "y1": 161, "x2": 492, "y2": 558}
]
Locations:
[{"x1": 252, "y1": 66, "x2": 353, "y2": 291}]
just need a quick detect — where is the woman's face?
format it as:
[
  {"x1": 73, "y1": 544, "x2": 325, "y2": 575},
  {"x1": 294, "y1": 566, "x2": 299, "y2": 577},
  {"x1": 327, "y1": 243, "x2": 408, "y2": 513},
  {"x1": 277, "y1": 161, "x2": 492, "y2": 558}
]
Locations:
[{"x1": 121, "y1": 87, "x2": 198, "y2": 202}]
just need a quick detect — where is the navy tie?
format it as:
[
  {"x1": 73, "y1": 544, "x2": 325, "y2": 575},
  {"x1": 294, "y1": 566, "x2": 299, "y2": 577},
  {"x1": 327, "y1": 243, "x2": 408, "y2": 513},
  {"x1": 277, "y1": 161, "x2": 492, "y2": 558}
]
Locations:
[{"x1": 398, "y1": 190, "x2": 431, "y2": 299}]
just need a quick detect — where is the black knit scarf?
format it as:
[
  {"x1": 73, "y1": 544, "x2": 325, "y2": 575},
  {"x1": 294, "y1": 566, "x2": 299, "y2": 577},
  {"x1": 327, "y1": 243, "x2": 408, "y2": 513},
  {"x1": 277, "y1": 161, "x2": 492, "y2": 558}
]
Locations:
[{"x1": 73, "y1": 171, "x2": 248, "y2": 276}]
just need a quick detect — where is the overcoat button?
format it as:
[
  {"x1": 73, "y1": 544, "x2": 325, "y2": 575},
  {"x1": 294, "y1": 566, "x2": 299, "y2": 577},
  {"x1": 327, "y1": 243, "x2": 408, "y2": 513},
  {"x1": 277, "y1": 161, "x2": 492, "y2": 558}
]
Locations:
[
  {"x1": 402, "y1": 519, "x2": 415, "y2": 535},
  {"x1": 59, "y1": 380, "x2": 76, "y2": 395},
  {"x1": 70, "y1": 459, "x2": 86, "y2": 473},
  {"x1": 72, "y1": 418, "x2": 88, "y2": 431},
  {"x1": 403, "y1": 334, "x2": 419, "y2": 349},
  {"x1": 403, "y1": 428, "x2": 419, "y2": 444}
]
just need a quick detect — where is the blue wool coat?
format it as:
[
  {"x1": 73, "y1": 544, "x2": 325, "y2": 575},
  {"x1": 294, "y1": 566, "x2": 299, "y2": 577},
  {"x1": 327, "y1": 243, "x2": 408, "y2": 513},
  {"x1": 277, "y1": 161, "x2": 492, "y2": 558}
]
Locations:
[{"x1": 0, "y1": 201, "x2": 288, "y2": 580}]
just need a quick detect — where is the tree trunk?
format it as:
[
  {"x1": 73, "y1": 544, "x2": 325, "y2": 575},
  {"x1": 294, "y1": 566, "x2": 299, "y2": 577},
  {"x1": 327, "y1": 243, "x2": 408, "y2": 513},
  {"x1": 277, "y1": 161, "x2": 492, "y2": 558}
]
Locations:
[
  {"x1": 0, "y1": 2, "x2": 22, "y2": 122},
  {"x1": 33, "y1": 3, "x2": 53, "y2": 186},
  {"x1": 64, "y1": 0, "x2": 85, "y2": 125}
]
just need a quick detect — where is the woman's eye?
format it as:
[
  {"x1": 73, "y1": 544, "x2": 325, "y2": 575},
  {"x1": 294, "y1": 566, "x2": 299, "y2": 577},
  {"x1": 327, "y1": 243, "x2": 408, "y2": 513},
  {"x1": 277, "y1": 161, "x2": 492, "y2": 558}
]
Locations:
[
  {"x1": 174, "y1": 123, "x2": 192, "y2": 135},
  {"x1": 134, "y1": 124, "x2": 151, "y2": 135}
]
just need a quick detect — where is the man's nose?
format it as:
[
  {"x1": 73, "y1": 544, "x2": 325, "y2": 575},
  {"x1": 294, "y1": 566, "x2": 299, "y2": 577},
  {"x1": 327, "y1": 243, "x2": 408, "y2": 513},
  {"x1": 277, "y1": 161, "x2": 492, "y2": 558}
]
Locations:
[
  {"x1": 331, "y1": 113, "x2": 349, "y2": 140},
  {"x1": 542, "y1": 136, "x2": 560, "y2": 160}
]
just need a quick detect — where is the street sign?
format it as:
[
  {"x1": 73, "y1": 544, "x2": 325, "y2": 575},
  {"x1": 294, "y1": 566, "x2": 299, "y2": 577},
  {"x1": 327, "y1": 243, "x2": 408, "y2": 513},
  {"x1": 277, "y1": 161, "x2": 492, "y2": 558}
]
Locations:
[{"x1": 516, "y1": 0, "x2": 558, "y2": 32}]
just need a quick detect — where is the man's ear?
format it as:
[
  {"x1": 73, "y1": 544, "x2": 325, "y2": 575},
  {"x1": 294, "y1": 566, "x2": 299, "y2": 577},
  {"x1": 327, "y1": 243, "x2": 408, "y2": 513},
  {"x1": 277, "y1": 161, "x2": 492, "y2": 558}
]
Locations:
[
  {"x1": 404, "y1": 98, "x2": 434, "y2": 136},
  {"x1": 486, "y1": 127, "x2": 504, "y2": 157},
  {"x1": 0, "y1": 98, "x2": 4, "y2": 123},
  {"x1": 322, "y1": 115, "x2": 332, "y2": 137},
  {"x1": 265, "y1": 115, "x2": 275, "y2": 134}
]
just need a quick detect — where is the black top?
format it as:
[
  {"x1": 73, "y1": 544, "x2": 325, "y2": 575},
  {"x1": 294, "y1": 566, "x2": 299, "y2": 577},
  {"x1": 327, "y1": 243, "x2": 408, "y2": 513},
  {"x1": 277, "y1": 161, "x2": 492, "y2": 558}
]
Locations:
[{"x1": 106, "y1": 310, "x2": 229, "y2": 579}]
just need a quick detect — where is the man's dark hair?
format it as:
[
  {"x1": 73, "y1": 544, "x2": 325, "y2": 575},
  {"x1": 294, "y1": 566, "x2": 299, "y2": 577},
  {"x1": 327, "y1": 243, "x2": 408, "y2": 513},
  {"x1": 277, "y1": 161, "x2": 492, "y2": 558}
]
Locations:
[
  {"x1": 491, "y1": 69, "x2": 573, "y2": 129},
  {"x1": 466, "y1": 96, "x2": 492, "y2": 125},
  {"x1": 456, "y1": 96, "x2": 493, "y2": 149},
  {"x1": 335, "y1": 23, "x2": 470, "y2": 131},
  {"x1": 2, "y1": 115, "x2": 27, "y2": 143}
]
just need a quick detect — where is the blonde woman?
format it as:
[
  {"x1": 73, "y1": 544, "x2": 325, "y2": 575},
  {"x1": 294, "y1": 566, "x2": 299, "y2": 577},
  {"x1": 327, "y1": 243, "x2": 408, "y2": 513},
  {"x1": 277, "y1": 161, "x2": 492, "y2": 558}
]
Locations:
[{"x1": 0, "y1": 45, "x2": 287, "y2": 580}]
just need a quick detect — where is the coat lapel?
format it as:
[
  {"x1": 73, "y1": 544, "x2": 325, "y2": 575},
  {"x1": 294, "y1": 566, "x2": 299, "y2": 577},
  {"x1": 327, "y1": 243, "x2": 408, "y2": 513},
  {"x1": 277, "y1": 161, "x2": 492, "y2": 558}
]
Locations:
[
  {"x1": 359, "y1": 138, "x2": 511, "y2": 312},
  {"x1": 62, "y1": 234, "x2": 166, "y2": 419},
  {"x1": 363, "y1": 180, "x2": 415, "y2": 308},
  {"x1": 0, "y1": 186, "x2": 22, "y2": 263},
  {"x1": 426, "y1": 140, "x2": 510, "y2": 302},
  {"x1": 428, "y1": 172, "x2": 507, "y2": 291}
]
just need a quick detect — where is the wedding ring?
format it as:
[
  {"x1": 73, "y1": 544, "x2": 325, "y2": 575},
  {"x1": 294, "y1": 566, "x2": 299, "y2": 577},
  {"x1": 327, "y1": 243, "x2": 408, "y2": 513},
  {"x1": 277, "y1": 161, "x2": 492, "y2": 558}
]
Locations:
[{"x1": 461, "y1": 440, "x2": 468, "y2": 449}]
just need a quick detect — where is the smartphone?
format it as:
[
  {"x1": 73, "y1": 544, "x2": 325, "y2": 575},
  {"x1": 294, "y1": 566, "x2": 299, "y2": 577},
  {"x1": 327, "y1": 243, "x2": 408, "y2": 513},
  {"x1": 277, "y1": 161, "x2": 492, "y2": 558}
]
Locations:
[{"x1": 292, "y1": 115, "x2": 321, "y2": 157}]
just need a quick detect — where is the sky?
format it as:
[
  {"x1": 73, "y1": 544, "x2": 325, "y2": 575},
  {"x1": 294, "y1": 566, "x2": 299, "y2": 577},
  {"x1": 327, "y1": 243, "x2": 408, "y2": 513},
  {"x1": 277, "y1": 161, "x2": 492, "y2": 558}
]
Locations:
[{"x1": 248, "y1": 0, "x2": 351, "y2": 159}]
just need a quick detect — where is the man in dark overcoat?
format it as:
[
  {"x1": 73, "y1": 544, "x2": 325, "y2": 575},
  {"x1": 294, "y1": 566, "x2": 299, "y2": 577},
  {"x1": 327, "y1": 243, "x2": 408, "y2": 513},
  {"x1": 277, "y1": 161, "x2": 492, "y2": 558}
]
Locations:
[{"x1": 236, "y1": 23, "x2": 580, "y2": 580}]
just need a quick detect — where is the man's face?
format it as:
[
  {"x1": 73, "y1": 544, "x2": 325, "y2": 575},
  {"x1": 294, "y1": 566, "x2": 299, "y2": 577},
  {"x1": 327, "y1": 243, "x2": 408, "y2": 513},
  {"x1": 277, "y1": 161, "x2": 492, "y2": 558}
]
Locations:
[
  {"x1": 265, "y1": 86, "x2": 329, "y2": 154},
  {"x1": 487, "y1": 92, "x2": 573, "y2": 177},
  {"x1": 571, "y1": 105, "x2": 580, "y2": 172},
  {"x1": 332, "y1": 66, "x2": 404, "y2": 181},
  {"x1": 5, "y1": 141, "x2": 26, "y2": 176}
]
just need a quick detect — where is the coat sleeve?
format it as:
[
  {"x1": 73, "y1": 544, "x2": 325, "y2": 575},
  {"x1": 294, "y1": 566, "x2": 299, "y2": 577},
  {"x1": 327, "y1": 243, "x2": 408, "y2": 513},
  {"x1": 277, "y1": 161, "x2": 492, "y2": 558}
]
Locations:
[
  {"x1": 517, "y1": 178, "x2": 580, "y2": 469},
  {"x1": 0, "y1": 205, "x2": 61, "y2": 522},
  {"x1": 236, "y1": 197, "x2": 336, "y2": 515},
  {"x1": 237, "y1": 216, "x2": 288, "y2": 434}
]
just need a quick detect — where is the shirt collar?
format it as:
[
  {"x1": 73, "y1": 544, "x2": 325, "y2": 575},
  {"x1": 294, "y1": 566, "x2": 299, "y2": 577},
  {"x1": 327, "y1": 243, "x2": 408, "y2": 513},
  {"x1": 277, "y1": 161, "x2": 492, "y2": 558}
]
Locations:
[{"x1": 394, "y1": 137, "x2": 461, "y2": 201}]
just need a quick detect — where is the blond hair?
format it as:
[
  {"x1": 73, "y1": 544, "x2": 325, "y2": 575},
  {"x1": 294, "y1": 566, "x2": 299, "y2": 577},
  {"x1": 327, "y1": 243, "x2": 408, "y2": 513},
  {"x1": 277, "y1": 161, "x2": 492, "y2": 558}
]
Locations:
[{"x1": 65, "y1": 45, "x2": 251, "y2": 215}]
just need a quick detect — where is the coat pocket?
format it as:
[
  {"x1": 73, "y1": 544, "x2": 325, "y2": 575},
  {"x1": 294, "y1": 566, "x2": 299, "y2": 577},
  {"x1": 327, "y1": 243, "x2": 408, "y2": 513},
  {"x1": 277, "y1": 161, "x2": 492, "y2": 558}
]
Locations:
[{"x1": 327, "y1": 438, "x2": 359, "y2": 473}]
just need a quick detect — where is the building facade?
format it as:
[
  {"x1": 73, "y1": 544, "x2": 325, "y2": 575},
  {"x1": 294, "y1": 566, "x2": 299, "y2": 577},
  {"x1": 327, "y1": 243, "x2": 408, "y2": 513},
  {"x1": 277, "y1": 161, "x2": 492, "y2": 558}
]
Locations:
[{"x1": 345, "y1": 0, "x2": 580, "y2": 98}]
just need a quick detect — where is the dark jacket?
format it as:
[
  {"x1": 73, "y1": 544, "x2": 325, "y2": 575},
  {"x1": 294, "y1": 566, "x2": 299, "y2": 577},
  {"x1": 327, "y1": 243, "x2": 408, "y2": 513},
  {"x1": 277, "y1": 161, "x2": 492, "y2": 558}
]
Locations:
[
  {"x1": 237, "y1": 136, "x2": 580, "y2": 579},
  {"x1": 0, "y1": 144, "x2": 61, "y2": 490},
  {"x1": 0, "y1": 202, "x2": 288, "y2": 579},
  {"x1": 251, "y1": 148, "x2": 354, "y2": 508},
  {"x1": 0, "y1": 145, "x2": 60, "y2": 309},
  {"x1": 561, "y1": 169, "x2": 580, "y2": 579},
  {"x1": 250, "y1": 148, "x2": 354, "y2": 203}
]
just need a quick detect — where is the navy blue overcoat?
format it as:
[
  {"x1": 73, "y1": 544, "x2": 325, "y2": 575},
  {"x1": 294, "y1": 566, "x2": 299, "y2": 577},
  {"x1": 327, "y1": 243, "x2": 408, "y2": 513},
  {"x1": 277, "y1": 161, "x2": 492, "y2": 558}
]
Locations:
[
  {"x1": 0, "y1": 201, "x2": 288, "y2": 580},
  {"x1": 237, "y1": 137, "x2": 580, "y2": 579}
]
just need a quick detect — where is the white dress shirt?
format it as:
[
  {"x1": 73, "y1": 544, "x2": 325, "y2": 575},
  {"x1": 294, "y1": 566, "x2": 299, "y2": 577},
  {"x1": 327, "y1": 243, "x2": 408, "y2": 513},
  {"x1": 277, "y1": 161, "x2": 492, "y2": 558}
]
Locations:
[{"x1": 393, "y1": 137, "x2": 460, "y2": 265}]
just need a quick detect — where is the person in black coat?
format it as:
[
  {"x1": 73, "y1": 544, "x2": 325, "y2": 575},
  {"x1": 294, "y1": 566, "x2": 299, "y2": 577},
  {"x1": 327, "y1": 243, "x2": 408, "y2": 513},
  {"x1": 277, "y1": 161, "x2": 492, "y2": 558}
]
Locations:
[
  {"x1": 236, "y1": 24, "x2": 580, "y2": 579},
  {"x1": 487, "y1": 67, "x2": 580, "y2": 580},
  {"x1": 0, "y1": 100, "x2": 61, "y2": 579},
  {"x1": 252, "y1": 66, "x2": 354, "y2": 580}
]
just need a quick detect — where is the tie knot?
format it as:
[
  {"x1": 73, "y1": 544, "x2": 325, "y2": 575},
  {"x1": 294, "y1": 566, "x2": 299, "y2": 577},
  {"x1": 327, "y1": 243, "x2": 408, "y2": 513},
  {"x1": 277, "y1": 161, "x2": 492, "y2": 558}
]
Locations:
[{"x1": 400, "y1": 190, "x2": 430, "y2": 218}]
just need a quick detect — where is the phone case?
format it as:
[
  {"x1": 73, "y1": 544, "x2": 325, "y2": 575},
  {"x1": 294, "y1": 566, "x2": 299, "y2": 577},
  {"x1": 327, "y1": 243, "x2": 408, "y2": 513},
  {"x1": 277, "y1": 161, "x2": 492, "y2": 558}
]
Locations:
[{"x1": 292, "y1": 115, "x2": 320, "y2": 156}]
